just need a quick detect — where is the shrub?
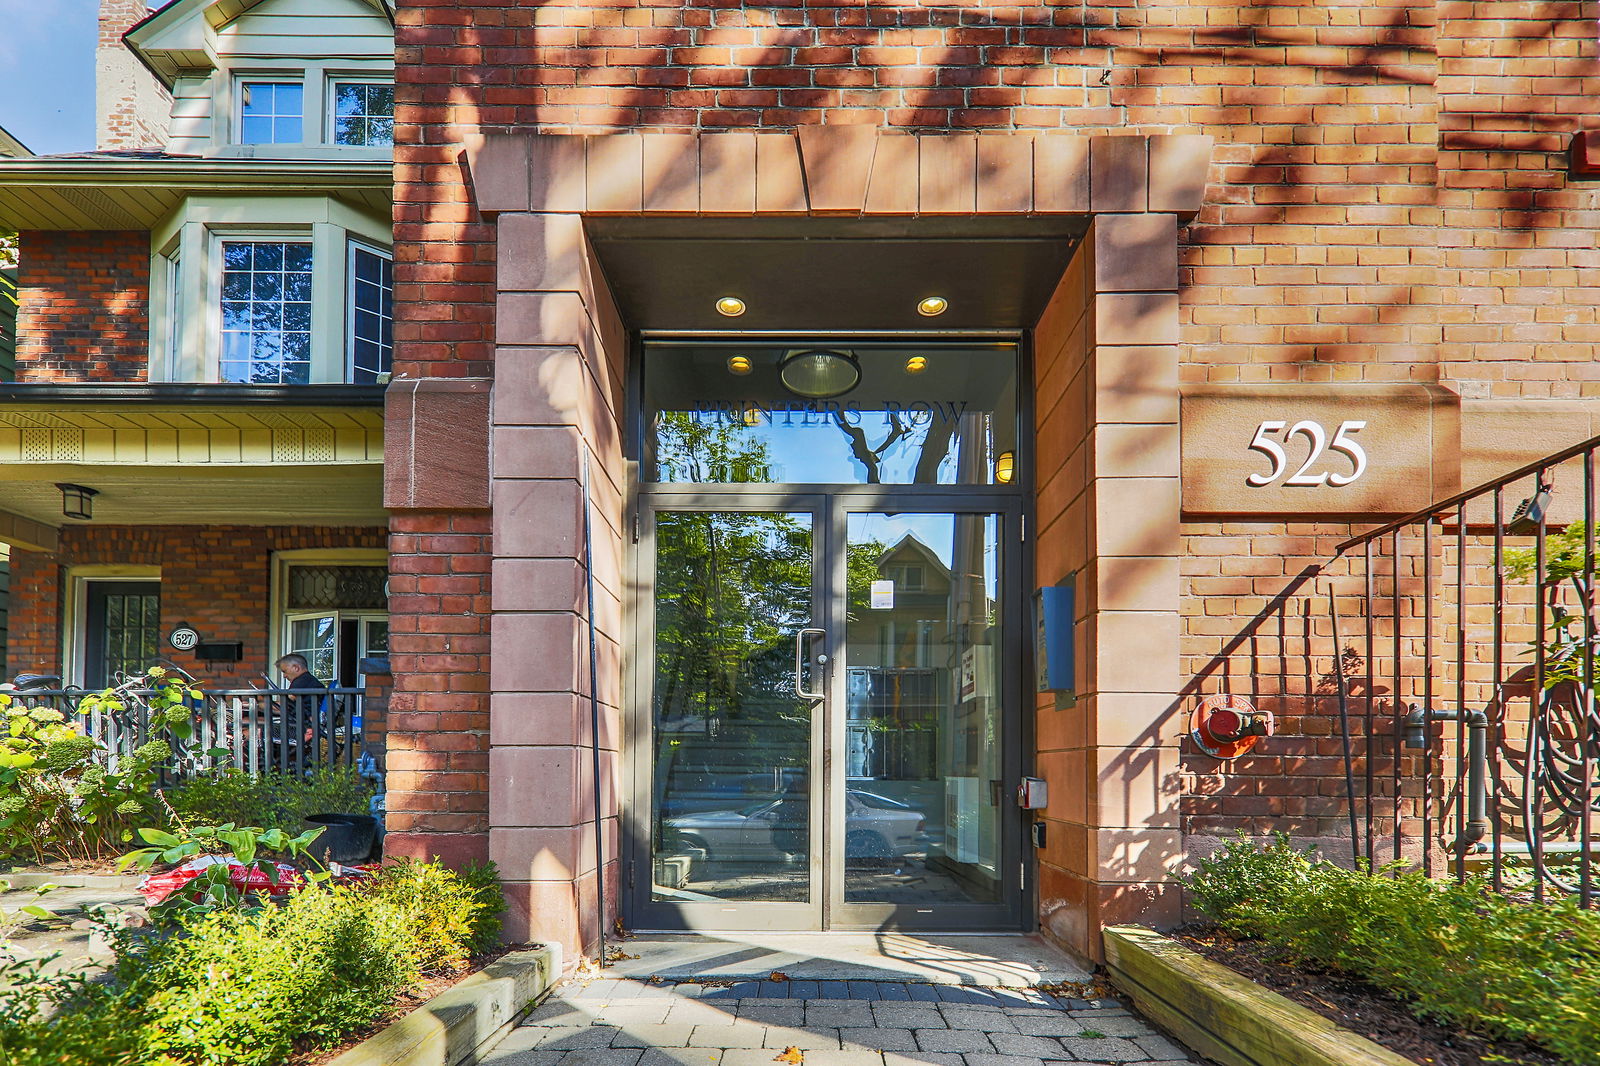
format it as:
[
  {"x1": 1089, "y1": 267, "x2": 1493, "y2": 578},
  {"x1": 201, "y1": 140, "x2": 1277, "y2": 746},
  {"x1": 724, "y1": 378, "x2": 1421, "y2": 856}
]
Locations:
[
  {"x1": 0, "y1": 859, "x2": 503, "y2": 1066},
  {"x1": 0, "y1": 686, "x2": 177, "y2": 864},
  {"x1": 363, "y1": 859, "x2": 505, "y2": 972},
  {"x1": 163, "y1": 766, "x2": 375, "y2": 834},
  {"x1": 115, "y1": 885, "x2": 418, "y2": 1066},
  {"x1": 1182, "y1": 837, "x2": 1600, "y2": 1066},
  {"x1": 0, "y1": 957, "x2": 150, "y2": 1066}
]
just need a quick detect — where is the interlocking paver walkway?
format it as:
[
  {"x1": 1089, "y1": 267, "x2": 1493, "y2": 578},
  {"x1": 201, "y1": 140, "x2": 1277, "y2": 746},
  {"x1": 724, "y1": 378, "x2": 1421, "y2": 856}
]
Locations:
[{"x1": 484, "y1": 976, "x2": 1204, "y2": 1066}]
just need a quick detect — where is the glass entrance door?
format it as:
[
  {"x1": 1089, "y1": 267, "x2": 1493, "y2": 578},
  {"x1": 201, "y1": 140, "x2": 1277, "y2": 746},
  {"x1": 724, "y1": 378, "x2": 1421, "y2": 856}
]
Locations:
[
  {"x1": 635, "y1": 496, "x2": 1021, "y2": 932},
  {"x1": 642, "y1": 499, "x2": 826, "y2": 929}
]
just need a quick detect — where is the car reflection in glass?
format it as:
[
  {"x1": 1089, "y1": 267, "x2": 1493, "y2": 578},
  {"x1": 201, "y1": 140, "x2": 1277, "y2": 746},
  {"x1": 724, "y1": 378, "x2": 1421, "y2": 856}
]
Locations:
[{"x1": 665, "y1": 789, "x2": 926, "y2": 864}]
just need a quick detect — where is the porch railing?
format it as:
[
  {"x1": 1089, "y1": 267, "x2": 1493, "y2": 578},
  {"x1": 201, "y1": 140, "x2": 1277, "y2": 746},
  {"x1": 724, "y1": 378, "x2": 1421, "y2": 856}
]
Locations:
[
  {"x1": 1332, "y1": 432, "x2": 1598, "y2": 903},
  {"x1": 11, "y1": 688, "x2": 369, "y2": 780}
]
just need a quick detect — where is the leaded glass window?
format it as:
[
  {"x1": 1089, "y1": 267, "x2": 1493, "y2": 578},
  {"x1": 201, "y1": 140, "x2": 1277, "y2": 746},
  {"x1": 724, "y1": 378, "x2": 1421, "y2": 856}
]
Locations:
[{"x1": 286, "y1": 565, "x2": 387, "y2": 611}]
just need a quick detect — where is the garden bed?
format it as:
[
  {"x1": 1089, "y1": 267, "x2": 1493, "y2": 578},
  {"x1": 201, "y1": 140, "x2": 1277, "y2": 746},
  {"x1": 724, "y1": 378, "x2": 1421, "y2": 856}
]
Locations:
[
  {"x1": 292, "y1": 951, "x2": 502, "y2": 1066},
  {"x1": 1174, "y1": 925, "x2": 1565, "y2": 1066}
]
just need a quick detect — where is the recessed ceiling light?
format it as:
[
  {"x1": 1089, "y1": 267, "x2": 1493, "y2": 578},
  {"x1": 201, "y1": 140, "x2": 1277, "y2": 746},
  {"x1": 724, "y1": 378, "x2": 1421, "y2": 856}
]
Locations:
[
  {"x1": 905, "y1": 355, "x2": 928, "y2": 374},
  {"x1": 916, "y1": 296, "x2": 949, "y2": 317},
  {"x1": 715, "y1": 296, "x2": 747, "y2": 317},
  {"x1": 727, "y1": 355, "x2": 752, "y2": 375}
]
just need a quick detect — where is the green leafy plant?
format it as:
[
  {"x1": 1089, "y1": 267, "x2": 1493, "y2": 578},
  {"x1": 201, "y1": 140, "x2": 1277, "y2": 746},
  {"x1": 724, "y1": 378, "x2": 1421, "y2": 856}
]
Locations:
[
  {"x1": 163, "y1": 765, "x2": 376, "y2": 834},
  {"x1": 0, "y1": 858, "x2": 500, "y2": 1066},
  {"x1": 361, "y1": 858, "x2": 505, "y2": 972},
  {"x1": 1181, "y1": 832, "x2": 1320, "y2": 934},
  {"x1": 117, "y1": 822, "x2": 326, "y2": 924},
  {"x1": 1505, "y1": 522, "x2": 1597, "y2": 692},
  {"x1": 0, "y1": 877, "x2": 58, "y2": 940},
  {"x1": 110, "y1": 882, "x2": 418, "y2": 1066},
  {"x1": 1183, "y1": 837, "x2": 1600, "y2": 1065},
  {"x1": 0, "y1": 668, "x2": 200, "y2": 863},
  {"x1": 0, "y1": 952, "x2": 148, "y2": 1066}
]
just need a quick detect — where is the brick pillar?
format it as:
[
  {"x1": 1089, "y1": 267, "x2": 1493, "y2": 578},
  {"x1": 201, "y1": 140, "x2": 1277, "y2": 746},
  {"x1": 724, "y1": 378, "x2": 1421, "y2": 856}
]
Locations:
[
  {"x1": 384, "y1": 385, "x2": 495, "y2": 870},
  {"x1": 479, "y1": 140, "x2": 629, "y2": 956},
  {"x1": 1032, "y1": 136, "x2": 1200, "y2": 963},
  {"x1": 3, "y1": 548, "x2": 61, "y2": 678}
]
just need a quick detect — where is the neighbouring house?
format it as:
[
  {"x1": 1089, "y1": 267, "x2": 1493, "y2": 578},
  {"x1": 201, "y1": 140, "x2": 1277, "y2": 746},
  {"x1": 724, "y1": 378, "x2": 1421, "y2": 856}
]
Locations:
[
  {"x1": 0, "y1": 125, "x2": 28, "y2": 677},
  {"x1": 0, "y1": 0, "x2": 394, "y2": 763}
]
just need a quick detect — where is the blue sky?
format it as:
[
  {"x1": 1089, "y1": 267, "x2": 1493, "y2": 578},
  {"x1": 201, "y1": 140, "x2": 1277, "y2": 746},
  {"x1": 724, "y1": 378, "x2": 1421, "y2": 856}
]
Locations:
[{"x1": 0, "y1": 0, "x2": 99, "y2": 154}]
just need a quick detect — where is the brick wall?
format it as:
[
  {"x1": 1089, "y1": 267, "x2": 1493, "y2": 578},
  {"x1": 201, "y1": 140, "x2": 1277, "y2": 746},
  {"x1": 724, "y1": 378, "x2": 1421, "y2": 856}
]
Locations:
[
  {"x1": 380, "y1": 512, "x2": 493, "y2": 868},
  {"x1": 5, "y1": 525, "x2": 386, "y2": 687},
  {"x1": 394, "y1": 0, "x2": 1600, "y2": 876},
  {"x1": 15, "y1": 231, "x2": 150, "y2": 383}
]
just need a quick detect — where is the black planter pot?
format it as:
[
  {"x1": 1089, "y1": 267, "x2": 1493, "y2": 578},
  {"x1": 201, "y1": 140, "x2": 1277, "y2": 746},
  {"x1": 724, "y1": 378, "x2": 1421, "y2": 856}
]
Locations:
[{"x1": 304, "y1": 813, "x2": 379, "y2": 864}]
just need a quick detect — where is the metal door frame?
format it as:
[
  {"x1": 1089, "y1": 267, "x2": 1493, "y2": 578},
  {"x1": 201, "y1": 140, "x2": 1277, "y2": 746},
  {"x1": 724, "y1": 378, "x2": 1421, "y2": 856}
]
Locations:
[
  {"x1": 628, "y1": 492, "x2": 831, "y2": 932},
  {"x1": 825, "y1": 494, "x2": 1026, "y2": 932},
  {"x1": 623, "y1": 331, "x2": 1035, "y2": 934}
]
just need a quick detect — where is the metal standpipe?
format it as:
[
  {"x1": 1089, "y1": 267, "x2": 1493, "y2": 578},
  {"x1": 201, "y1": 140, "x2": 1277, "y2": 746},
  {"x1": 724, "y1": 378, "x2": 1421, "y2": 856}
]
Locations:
[{"x1": 1404, "y1": 705, "x2": 1490, "y2": 853}]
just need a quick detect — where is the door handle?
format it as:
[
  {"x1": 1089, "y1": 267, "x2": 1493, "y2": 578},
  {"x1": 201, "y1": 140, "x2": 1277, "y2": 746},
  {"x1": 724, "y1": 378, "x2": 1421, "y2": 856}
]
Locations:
[{"x1": 794, "y1": 628, "x2": 826, "y2": 700}]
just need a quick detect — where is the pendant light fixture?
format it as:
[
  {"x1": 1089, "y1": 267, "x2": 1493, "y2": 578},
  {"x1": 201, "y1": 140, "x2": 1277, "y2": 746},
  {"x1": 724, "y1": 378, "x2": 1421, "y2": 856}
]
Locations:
[{"x1": 778, "y1": 348, "x2": 861, "y2": 399}]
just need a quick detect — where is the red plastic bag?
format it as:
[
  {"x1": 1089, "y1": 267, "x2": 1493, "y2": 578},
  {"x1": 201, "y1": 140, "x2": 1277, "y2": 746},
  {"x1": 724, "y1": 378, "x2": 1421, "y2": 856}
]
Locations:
[{"x1": 137, "y1": 856, "x2": 303, "y2": 905}]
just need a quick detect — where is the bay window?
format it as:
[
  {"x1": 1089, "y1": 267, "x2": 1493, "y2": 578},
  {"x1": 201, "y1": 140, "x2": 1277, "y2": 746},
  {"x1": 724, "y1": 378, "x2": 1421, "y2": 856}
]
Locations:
[
  {"x1": 151, "y1": 198, "x2": 391, "y2": 385},
  {"x1": 220, "y1": 240, "x2": 314, "y2": 385},
  {"x1": 347, "y1": 242, "x2": 393, "y2": 384}
]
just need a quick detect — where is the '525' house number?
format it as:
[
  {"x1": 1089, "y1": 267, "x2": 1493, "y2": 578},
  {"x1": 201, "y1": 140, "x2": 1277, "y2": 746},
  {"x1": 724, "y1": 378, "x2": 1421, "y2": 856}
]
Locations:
[{"x1": 1245, "y1": 420, "x2": 1368, "y2": 487}]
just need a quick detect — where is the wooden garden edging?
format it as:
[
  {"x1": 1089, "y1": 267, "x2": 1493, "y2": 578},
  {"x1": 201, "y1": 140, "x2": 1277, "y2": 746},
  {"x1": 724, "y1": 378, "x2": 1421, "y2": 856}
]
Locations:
[{"x1": 1102, "y1": 925, "x2": 1411, "y2": 1066}]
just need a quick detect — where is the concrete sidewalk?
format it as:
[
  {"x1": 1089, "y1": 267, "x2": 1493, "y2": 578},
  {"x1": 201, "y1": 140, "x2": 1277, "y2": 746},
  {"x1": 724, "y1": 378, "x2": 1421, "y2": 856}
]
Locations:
[{"x1": 483, "y1": 976, "x2": 1202, "y2": 1066}]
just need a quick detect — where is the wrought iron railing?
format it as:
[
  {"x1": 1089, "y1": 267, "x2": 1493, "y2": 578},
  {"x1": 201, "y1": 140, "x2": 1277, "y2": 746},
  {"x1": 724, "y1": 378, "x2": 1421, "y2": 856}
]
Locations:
[
  {"x1": 1333, "y1": 433, "x2": 1597, "y2": 903},
  {"x1": 12, "y1": 688, "x2": 369, "y2": 780}
]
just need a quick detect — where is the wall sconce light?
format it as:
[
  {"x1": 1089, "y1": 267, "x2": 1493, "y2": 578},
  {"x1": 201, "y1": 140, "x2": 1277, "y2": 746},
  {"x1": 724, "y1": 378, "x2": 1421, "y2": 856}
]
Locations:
[
  {"x1": 994, "y1": 451, "x2": 1015, "y2": 484},
  {"x1": 715, "y1": 296, "x2": 747, "y2": 317},
  {"x1": 56, "y1": 483, "x2": 98, "y2": 520},
  {"x1": 904, "y1": 355, "x2": 928, "y2": 374},
  {"x1": 727, "y1": 355, "x2": 752, "y2": 375},
  {"x1": 917, "y1": 296, "x2": 949, "y2": 317}
]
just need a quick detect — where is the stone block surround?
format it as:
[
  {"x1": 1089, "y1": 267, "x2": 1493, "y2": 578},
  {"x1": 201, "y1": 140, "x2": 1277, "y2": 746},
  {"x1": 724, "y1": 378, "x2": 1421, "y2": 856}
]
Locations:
[{"x1": 378, "y1": 128, "x2": 1209, "y2": 962}]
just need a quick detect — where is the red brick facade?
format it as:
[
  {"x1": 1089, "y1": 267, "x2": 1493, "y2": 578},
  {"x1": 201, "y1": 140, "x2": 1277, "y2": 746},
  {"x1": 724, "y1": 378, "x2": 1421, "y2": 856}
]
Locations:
[
  {"x1": 14, "y1": 231, "x2": 150, "y2": 383},
  {"x1": 391, "y1": 0, "x2": 1600, "y2": 952},
  {"x1": 381, "y1": 511, "x2": 493, "y2": 868},
  {"x1": 6, "y1": 525, "x2": 386, "y2": 687}
]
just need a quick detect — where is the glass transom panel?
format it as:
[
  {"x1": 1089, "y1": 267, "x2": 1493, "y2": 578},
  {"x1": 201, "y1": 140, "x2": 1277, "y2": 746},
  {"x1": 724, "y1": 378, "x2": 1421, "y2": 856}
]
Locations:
[{"x1": 644, "y1": 341, "x2": 1020, "y2": 486}]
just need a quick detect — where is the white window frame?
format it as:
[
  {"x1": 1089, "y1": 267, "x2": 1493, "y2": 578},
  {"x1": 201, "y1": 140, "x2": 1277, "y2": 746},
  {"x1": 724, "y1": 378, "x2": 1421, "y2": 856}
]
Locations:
[
  {"x1": 269, "y1": 550, "x2": 388, "y2": 688},
  {"x1": 326, "y1": 78, "x2": 395, "y2": 147},
  {"x1": 234, "y1": 76, "x2": 308, "y2": 146},
  {"x1": 216, "y1": 234, "x2": 316, "y2": 386},
  {"x1": 149, "y1": 199, "x2": 391, "y2": 385},
  {"x1": 345, "y1": 239, "x2": 394, "y2": 384}
]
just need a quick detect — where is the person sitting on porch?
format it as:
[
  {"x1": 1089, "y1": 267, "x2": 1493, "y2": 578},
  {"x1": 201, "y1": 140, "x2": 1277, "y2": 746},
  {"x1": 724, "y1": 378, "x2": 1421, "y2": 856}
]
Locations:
[{"x1": 275, "y1": 653, "x2": 329, "y2": 751}]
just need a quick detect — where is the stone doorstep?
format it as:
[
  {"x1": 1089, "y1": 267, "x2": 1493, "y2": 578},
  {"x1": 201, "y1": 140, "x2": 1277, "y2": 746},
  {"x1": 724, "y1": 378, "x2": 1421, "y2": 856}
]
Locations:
[
  {"x1": 328, "y1": 945, "x2": 563, "y2": 1066},
  {"x1": 1101, "y1": 925, "x2": 1411, "y2": 1066}
]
